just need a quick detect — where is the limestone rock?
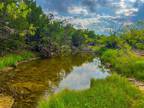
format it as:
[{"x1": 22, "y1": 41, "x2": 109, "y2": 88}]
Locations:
[
  {"x1": 0, "y1": 95, "x2": 14, "y2": 108},
  {"x1": 9, "y1": 82, "x2": 46, "y2": 95}
]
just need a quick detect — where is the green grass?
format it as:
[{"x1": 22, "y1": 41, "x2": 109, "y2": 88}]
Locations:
[
  {"x1": 38, "y1": 74, "x2": 144, "y2": 108},
  {"x1": 0, "y1": 51, "x2": 34, "y2": 69},
  {"x1": 101, "y1": 49, "x2": 144, "y2": 81}
]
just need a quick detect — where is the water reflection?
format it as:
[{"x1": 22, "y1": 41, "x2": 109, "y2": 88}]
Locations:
[
  {"x1": 55, "y1": 58, "x2": 109, "y2": 91},
  {"x1": 0, "y1": 54, "x2": 109, "y2": 108}
]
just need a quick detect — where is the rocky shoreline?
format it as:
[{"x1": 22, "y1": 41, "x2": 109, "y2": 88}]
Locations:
[
  {"x1": 0, "y1": 94, "x2": 14, "y2": 108},
  {"x1": 0, "y1": 57, "x2": 40, "y2": 73}
]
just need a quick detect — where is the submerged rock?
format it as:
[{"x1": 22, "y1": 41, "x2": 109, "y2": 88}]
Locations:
[
  {"x1": 9, "y1": 82, "x2": 46, "y2": 95},
  {"x1": 0, "y1": 67, "x2": 14, "y2": 73},
  {"x1": 0, "y1": 94, "x2": 14, "y2": 108}
]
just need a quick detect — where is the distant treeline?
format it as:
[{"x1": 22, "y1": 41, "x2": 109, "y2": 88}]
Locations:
[
  {"x1": 0, "y1": 0, "x2": 96, "y2": 57},
  {"x1": 0, "y1": 0, "x2": 144, "y2": 57}
]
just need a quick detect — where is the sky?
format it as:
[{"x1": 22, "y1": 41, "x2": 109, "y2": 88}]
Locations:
[{"x1": 36, "y1": 0, "x2": 144, "y2": 34}]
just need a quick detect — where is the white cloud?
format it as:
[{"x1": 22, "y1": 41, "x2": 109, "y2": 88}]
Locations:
[
  {"x1": 70, "y1": 17, "x2": 100, "y2": 28},
  {"x1": 116, "y1": 8, "x2": 138, "y2": 16},
  {"x1": 113, "y1": 0, "x2": 139, "y2": 16},
  {"x1": 68, "y1": 6, "x2": 88, "y2": 15},
  {"x1": 66, "y1": 15, "x2": 122, "y2": 30},
  {"x1": 37, "y1": 0, "x2": 144, "y2": 34}
]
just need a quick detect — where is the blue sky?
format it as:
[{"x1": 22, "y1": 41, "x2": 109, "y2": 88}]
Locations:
[{"x1": 36, "y1": 0, "x2": 144, "y2": 34}]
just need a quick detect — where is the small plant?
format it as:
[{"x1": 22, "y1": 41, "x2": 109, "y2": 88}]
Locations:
[{"x1": 0, "y1": 51, "x2": 34, "y2": 69}]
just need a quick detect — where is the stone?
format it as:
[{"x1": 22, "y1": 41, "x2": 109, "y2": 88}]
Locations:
[
  {"x1": 105, "y1": 63, "x2": 112, "y2": 68},
  {"x1": 0, "y1": 94, "x2": 14, "y2": 108},
  {"x1": 139, "y1": 86, "x2": 144, "y2": 91},
  {"x1": 9, "y1": 82, "x2": 46, "y2": 95},
  {"x1": 14, "y1": 69, "x2": 21, "y2": 72},
  {"x1": 0, "y1": 67, "x2": 14, "y2": 73}
]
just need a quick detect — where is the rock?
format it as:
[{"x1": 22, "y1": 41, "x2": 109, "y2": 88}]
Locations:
[
  {"x1": 139, "y1": 86, "x2": 144, "y2": 91},
  {"x1": 0, "y1": 94, "x2": 14, "y2": 108},
  {"x1": 128, "y1": 78, "x2": 135, "y2": 81},
  {"x1": 128, "y1": 78, "x2": 144, "y2": 92},
  {"x1": 82, "y1": 47, "x2": 91, "y2": 52},
  {"x1": 105, "y1": 63, "x2": 112, "y2": 68},
  {"x1": 0, "y1": 67, "x2": 14, "y2": 73},
  {"x1": 14, "y1": 69, "x2": 21, "y2": 72},
  {"x1": 9, "y1": 82, "x2": 46, "y2": 95}
]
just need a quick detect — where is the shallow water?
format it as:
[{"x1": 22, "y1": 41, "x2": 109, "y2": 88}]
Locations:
[{"x1": 0, "y1": 54, "x2": 109, "y2": 108}]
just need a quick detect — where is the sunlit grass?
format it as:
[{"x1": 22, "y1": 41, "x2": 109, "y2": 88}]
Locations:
[
  {"x1": 38, "y1": 74, "x2": 144, "y2": 108},
  {"x1": 0, "y1": 51, "x2": 34, "y2": 69},
  {"x1": 101, "y1": 49, "x2": 144, "y2": 81}
]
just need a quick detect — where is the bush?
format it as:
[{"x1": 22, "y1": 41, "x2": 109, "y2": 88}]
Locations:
[
  {"x1": 101, "y1": 49, "x2": 119, "y2": 64},
  {"x1": 101, "y1": 49, "x2": 144, "y2": 81},
  {"x1": 60, "y1": 45, "x2": 72, "y2": 56},
  {"x1": 136, "y1": 43, "x2": 144, "y2": 50}
]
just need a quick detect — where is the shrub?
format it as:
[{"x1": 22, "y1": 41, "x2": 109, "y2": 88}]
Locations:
[
  {"x1": 101, "y1": 49, "x2": 144, "y2": 81},
  {"x1": 136, "y1": 43, "x2": 144, "y2": 50}
]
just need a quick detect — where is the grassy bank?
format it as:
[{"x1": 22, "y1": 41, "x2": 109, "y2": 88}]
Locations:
[
  {"x1": 100, "y1": 49, "x2": 144, "y2": 81},
  {"x1": 0, "y1": 51, "x2": 34, "y2": 69},
  {"x1": 38, "y1": 74, "x2": 144, "y2": 108}
]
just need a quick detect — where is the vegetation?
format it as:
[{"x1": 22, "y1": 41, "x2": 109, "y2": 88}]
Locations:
[
  {"x1": 121, "y1": 22, "x2": 144, "y2": 50},
  {"x1": 0, "y1": 0, "x2": 96, "y2": 69},
  {"x1": 86, "y1": 25, "x2": 144, "y2": 81},
  {"x1": 1, "y1": 0, "x2": 144, "y2": 108},
  {"x1": 0, "y1": 51, "x2": 34, "y2": 69},
  {"x1": 38, "y1": 74, "x2": 144, "y2": 108},
  {"x1": 37, "y1": 24, "x2": 144, "y2": 107},
  {"x1": 0, "y1": 0, "x2": 95, "y2": 57},
  {"x1": 100, "y1": 49, "x2": 144, "y2": 81}
]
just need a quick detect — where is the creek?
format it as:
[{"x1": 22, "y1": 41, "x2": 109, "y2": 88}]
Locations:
[{"x1": 0, "y1": 54, "x2": 109, "y2": 108}]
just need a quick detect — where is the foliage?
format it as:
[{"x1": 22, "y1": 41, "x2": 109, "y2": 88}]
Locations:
[
  {"x1": 0, "y1": 51, "x2": 34, "y2": 69},
  {"x1": 0, "y1": 0, "x2": 95, "y2": 57},
  {"x1": 38, "y1": 74, "x2": 144, "y2": 108},
  {"x1": 121, "y1": 27, "x2": 144, "y2": 50},
  {"x1": 101, "y1": 49, "x2": 144, "y2": 80},
  {"x1": 1, "y1": 0, "x2": 143, "y2": 58}
]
